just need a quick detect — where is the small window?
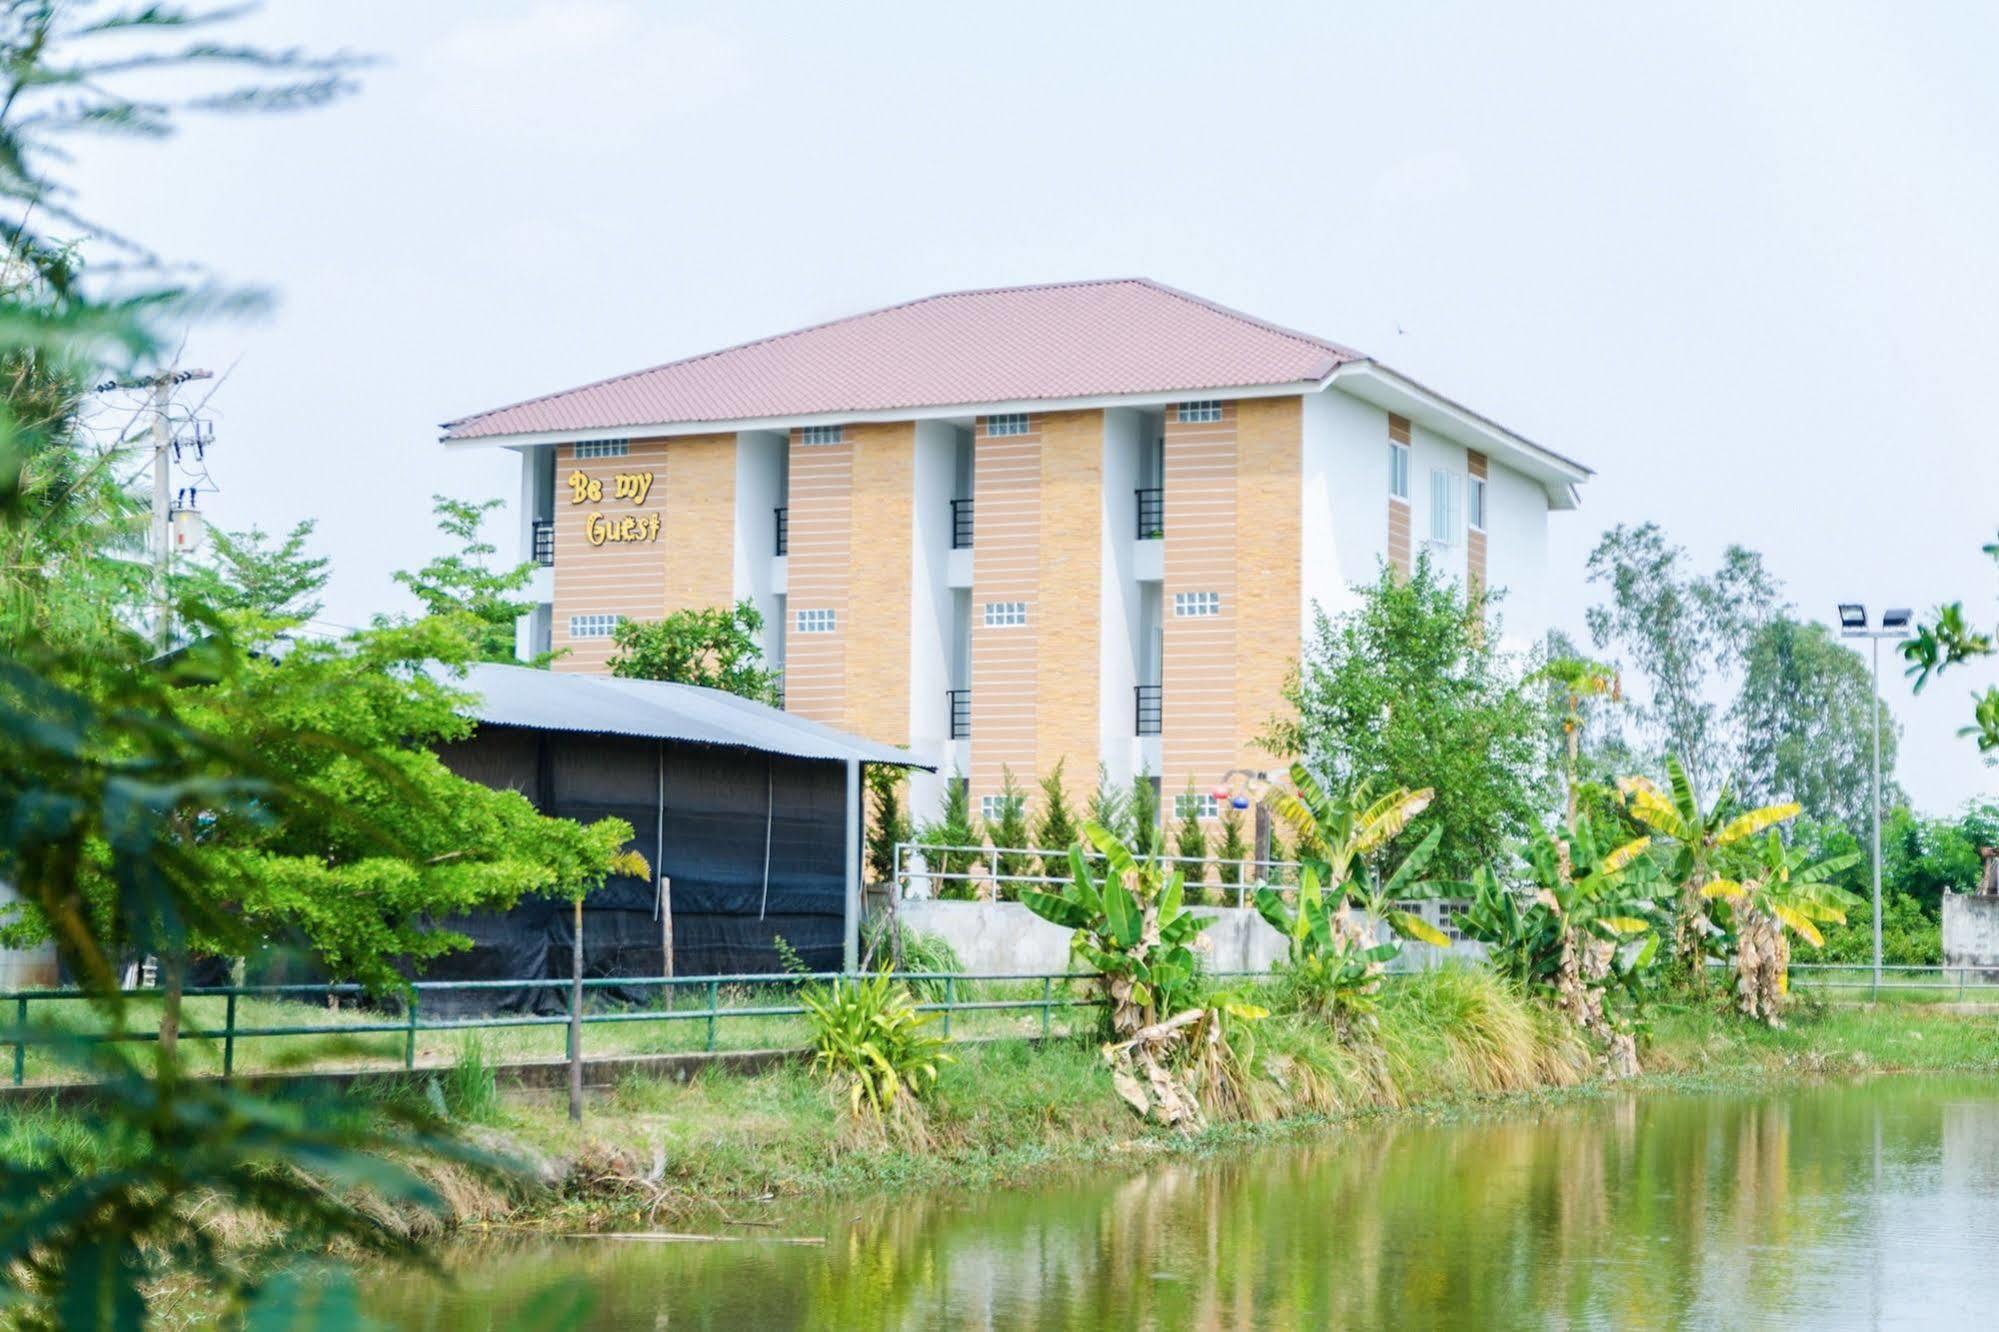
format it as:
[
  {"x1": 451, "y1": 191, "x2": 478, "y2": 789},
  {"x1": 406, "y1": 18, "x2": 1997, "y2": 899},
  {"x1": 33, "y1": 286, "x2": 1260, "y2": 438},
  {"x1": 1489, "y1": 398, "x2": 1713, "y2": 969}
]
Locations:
[
  {"x1": 980, "y1": 794, "x2": 1023, "y2": 824},
  {"x1": 796, "y1": 607, "x2": 837, "y2": 634},
  {"x1": 1173, "y1": 591, "x2": 1221, "y2": 618},
  {"x1": 983, "y1": 601, "x2": 1027, "y2": 628},
  {"x1": 568, "y1": 613, "x2": 626, "y2": 639},
  {"x1": 1428, "y1": 469, "x2": 1460, "y2": 546},
  {"x1": 1389, "y1": 441, "x2": 1410, "y2": 500},
  {"x1": 985, "y1": 413, "x2": 1030, "y2": 437},
  {"x1": 1469, "y1": 476, "x2": 1488, "y2": 532},
  {"x1": 800, "y1": 425, "x2": 843, "y2": 446},
  {"x1": 1176, "y1": 400, "x2": 1223, "y2": 423},
  {"x1": 1175, "y1": 792, "x2": 1219, "y2": 820},
  {"x1": 574, "y1": 439, "x2": 629, "y2": 460}
]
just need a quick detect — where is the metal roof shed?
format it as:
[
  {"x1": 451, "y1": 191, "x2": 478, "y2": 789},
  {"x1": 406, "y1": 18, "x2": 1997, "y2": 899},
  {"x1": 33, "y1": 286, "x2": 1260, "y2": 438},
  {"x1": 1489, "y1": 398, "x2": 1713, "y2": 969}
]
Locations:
[{"x1": 430, "y1": 664, "x2": 930, "y2": 993}]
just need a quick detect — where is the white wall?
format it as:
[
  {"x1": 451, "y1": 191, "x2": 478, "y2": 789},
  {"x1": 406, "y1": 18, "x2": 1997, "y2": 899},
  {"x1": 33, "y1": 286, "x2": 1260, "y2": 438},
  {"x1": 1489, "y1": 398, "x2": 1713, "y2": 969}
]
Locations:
[
  {"x1": 1099, "y1": 408, "x2": 1144, "y2": 788},
  {"x1": 1483, "y1": 454, "x2": 1553, "y2": 654},
  {"x1": 907, "y1": 420, "x2": 958, "y2": 820},
  {"x1": 1409, "y1": 420, "x2": 1470, "y2": 588},
  {"x1": 732, "y1": 431, "x2": 787, "y2": 654}
]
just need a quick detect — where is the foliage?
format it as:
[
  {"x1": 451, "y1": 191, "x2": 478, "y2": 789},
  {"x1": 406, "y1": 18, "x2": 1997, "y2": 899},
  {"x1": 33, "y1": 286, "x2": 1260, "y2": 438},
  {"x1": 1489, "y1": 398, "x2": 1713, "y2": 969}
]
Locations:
[
  {"x1": 1271, "y1": 555, "x2": 1549, "y2": 879},
  {"x1": 1700, "y1": 832, "x2": 1862, "y2": 1024},
  {"x1": 1818, "y1": 891, "x2": 1942, "y2": 967},
  {"x1": 607, "y1": 599, "x2": 782, "y2": 704},
  {"x1": 1128, "y1": 769, "x2": 1163, "y2": 857},
  {"x1": 391, "y1": 496, "x2": 540, "y2": 665},
  {"x1": 1616, "y1": 755, "x2": 1800, "y2": 990},
  {"x1": 1033, "y1": 759, "x2": 1079, "y2": 879},
  {"x1": 1582, "y1": 522, "x2": 1782, "y2": 802},
  {"x1": 1734, "y1": 617, "x2": 1902, "y2": 829},
  {"x1": 800, "y1": 967, "x2": 953, "y2": 1120},
  {"x1": 859, "y1": 918, "x2": 962, "y2": 998},
  {"x1": 1215, "y1": 804, "x2": 1249, "y2": 888},
  {"x1": 1173, "y1": 779, "x2": 1213, "y2": 902},
  {"x1": 1537, "y1": 654, "x2": 1620, "y2": 832},
  {"x1": 1086, "y1": 763, "x2": 1130, "y2": 846},
  {"x1": 864, "y1": 766, "x2": 911, "y2": 888},
  {"x1": 1903, "y1": 591, "x2": 1999, "y2": 753},
  {"x1": 916, "y1": 775, "x2": 981, "y2": 900},
  {"x1": 986, "y1": 767, "x2": 1033, "y2": 886},
  {"x1": 177, "y1": 520, "x2": 330, "y2": 631}
]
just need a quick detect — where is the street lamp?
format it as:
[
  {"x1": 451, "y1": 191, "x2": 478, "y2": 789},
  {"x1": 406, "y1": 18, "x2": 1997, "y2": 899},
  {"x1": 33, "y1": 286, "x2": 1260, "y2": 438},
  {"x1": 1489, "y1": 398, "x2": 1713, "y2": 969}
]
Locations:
[{"x1": 1839, "y1": 604, "x2": 1911, "y2": 996}]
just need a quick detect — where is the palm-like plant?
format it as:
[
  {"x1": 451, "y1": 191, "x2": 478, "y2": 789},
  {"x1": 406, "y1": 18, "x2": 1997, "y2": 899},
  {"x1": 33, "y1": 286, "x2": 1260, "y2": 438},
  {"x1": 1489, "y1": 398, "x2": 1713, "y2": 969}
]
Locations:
[
  {"x1": 1616, "y1": 756, "x2": 1799, "y2": 990},
  {"x1": 801, "y1": 965, "x2": 954, "y2": 1120},
  {"x1": 1539, "y1": 655, "x2": 1619, "y2": 833},
  {"x1": 1265, "y1": 762, "x2": 1450, "y2": 945},
  {"x1": 1700, "y1": 833, "x2": 1863, "y2": 1024}
]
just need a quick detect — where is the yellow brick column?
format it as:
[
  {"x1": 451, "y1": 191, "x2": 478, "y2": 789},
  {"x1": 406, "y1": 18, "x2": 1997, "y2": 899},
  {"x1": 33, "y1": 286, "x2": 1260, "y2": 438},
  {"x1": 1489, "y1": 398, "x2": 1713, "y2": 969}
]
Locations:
[
  {"x1": 1034, "y1": 409, "x2": 1103, "y2": 783},
  {"x1": 845, "y1": 421, "x2": 916, "y2": 744}
]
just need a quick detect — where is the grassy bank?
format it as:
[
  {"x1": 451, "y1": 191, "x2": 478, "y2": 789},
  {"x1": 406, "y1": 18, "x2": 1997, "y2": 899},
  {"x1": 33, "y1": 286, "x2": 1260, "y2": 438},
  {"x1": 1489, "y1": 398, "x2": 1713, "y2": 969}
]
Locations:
[{"x1": 9, "y1": 970, "x2": 1999, "y2": 1244}]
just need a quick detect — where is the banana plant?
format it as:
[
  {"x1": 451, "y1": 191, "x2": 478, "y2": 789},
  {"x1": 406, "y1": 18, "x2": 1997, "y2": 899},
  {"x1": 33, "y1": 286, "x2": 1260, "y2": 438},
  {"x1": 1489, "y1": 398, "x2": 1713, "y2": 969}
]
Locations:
[
  {"x1": 1018, "y1": 821, "x2": 1213, "y2": 1040},
  {"x1": 1700, "y1": 832, "x2": 1862, "y2": 1024},
  {"x1": 1264, "y1": 763, "x2": 1449, "y2": 945},
  {"x1": 1537, "y1": 656, "x2": 1620, "y2": 833},
  {"x1": 1616, "y1": 755, "x2": 1800, "y2": 988}
]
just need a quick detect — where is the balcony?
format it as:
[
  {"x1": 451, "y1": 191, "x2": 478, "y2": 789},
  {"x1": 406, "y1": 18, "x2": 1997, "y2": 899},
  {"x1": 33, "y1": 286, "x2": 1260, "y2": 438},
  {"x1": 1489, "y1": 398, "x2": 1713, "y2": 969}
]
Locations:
[
  {"x1": 531, "y1": 519, "x2": 555, "y2": 567},
  {"x1": 951, "y1": 498, "x2": 974, "y2": 549},
  {"x1": 947, "y1": 688, "x2": 971, "y2": 740},
  {"x1": 1135, "y1": 487, "x2": 1164, "y2": 540},
  {"x1": 1134, "y1": 684, "x2": 1162, "y2": 736},
  {"x1": 774, "y1": 506, "x2": 788, "y2": 556}
]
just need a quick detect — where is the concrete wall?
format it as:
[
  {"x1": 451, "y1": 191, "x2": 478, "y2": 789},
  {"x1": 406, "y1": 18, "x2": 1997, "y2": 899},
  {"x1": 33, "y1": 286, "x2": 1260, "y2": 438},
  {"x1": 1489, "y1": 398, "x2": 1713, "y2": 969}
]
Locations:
[
  {"x1": 878, "y1": 897, "x2": 1483, "y2": 978},
  {"x1": 1942, "y1": 893, "x2": 1999, "y2": 978}
]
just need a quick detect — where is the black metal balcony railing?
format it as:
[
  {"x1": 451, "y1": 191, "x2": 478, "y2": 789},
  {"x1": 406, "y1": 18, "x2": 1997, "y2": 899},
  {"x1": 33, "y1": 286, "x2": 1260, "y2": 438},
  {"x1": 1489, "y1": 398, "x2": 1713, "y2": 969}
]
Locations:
[
  {"x1": 1135, "y1": 487, "x2": 1164, "y2": 540},
  {"x1": 774, "y1": 506, "x2": 788, "y2": 557},
  {"x1": 951, "y1": 498, "x2": 974, "y2": 550},
  {"x1": 531, "y1": 519, "x2": 555, "y2": 567},
  {"x1": 1135, "y1": 684, "x2": 1162, "y2": 736},
  {"x1": 947, "y1": 688, "x2": 971, "y2": 740}
]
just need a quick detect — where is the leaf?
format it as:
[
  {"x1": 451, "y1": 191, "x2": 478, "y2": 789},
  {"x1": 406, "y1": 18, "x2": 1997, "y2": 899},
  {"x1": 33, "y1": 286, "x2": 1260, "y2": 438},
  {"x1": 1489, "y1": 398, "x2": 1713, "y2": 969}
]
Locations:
[
  {"x1": 1700, "y1": 879, "x2": 1746, "y2": 901},
  {"x1": 1082, "y1": 821, "x2": 1137, "y2": 881},
  {"x1": 1599, "y1": 836, "x2": 1652, "y2": 874},
  {"x1": 1388, "y1": 910, "x2": 1449, "y2": 948},
  {"x1": 1717, "y1": 803, "x2": 1801, "y2": 845},
  {"x1": 1380, "y1": 825, "x2": 1443, "y2": 897},
  {"x1": 1017, "y1": 889, "x2": 1091, "y2": 930},
  {"x1": 1353, "y1": 787, "x2": 1434, "y2": 855},
  {"x1": 1772, "y1": 903, "x2": 1824, "y2": 948},
  {"x1": 1618, "y1": 776, "x2": 1683, "y2": 837},
  {"x1": 1101, "y1": 876, "x2": 1142, "y2": 950},
  {"x1": 1251, "y1": 885, "x2": 1294, "y2": 935},
  {"x1": 1598, "y1": 916, "x2": 1650, "y2": 936}
]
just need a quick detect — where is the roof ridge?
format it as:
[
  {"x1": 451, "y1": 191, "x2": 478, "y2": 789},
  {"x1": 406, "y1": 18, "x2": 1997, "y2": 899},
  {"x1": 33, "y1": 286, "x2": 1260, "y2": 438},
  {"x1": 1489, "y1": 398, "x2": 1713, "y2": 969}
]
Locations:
[
  {"x1": 1127, "y1": 278, "x2": 1361, "y2": 364},
  {"x1": 440, "y1": 277, "x2": 1163, "y2": 432}
]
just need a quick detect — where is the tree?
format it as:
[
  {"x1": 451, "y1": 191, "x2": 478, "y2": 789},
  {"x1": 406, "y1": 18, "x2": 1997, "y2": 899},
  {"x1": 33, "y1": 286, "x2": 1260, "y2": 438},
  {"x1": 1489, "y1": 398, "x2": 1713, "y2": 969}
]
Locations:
[
  {"x1": 1129, "y1": 769, "x2": 1163, "y2": 858},
  {"x1": 1173, "y1": 779, "x2": 1213, "y2": 901},
  {"x1": 1902, "y1": 536, "x2": 1999, "y2": 756},
  {"x1": 1270, "y1": 554, "x2": 1547, "y2": 880},
  {"x1": 1088, "y1": 763, "x2": 1130, "y2": 845},
  {"x1": 1732, "y1": 617, "x2": 1900, "y2": 832},
  {"x1": 1215, "y1": 804, "x2": 1249, "y2": 890},
  {"x1": 987, "y1": 767, "x2": 1032, "y2": 889},
  {"x1": 609, "y1": 599, "x2": 782, "y2": 704},
  {"x1": 916, "y1": 774, "x2": 980, "y2": 900},
  {"x1": 1583, "y1": 523, "x2": 1781, "y2": 802},
  {"x1": 178, "y1": 519, "x2": 330, "y2": 628},
  {"x1": 1538, "y1": 654, "x2": 1620, "y2": 833},
  {"x1": 1034, "y1": 759, "x2": 1080, "y2": 877},
  {"x1": 865, "y1": 765, "x2": 911, "y2": 888},
  {"x1": 392, "y1": 495, "x2": 539, "y2": 664}
]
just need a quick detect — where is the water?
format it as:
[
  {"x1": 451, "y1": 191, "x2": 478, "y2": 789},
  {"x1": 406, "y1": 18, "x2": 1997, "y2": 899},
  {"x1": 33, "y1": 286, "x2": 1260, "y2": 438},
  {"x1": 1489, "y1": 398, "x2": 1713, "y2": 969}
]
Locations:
[{"x1": 366, "y1": 1076, "x2": 1999, "y2": 1329}]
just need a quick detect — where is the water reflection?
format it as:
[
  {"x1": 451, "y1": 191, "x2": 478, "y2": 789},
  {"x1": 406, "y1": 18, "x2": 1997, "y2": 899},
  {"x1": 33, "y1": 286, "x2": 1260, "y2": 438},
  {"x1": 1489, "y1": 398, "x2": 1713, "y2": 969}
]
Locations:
[{"x1": 369, "y1": 1077, "x2": 1999, "y2": 1329}]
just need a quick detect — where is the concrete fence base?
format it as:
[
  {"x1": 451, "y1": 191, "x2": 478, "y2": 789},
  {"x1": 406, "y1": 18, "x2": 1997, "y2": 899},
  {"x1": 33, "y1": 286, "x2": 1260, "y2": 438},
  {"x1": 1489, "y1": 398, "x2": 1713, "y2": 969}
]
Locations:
[{"x1": 1942, "y1": 893, "x2": 1999, "y2": 982}]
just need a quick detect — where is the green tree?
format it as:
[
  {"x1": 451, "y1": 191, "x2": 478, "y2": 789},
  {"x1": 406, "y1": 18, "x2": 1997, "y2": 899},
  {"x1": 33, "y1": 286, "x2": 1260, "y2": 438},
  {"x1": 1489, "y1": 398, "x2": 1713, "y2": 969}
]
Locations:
[
  {"x1": 917, "y1": 774, "x2": 981, "y2": 900},
  {"x1": 987, "y1": 767, "x2": 1033, "y2": 889},
  {"x1": 1270, "y1": 554, "x2": 1547, "y2": 880},
  {"x1": 608, "y1": 599, "x2": 782, "y2": 704},
  {"x1": 1129, "y1": 769, "x2": 1163, "y2": 858},
  {"x1": 865, "y1": 765, "x2": 911, "y2": 888},
  {"x1": 1583, "y1": 522, "x2": 1781, "y2": 802},
  {"x1": 1215, "y1": 803, "x2": 1249, "y2": 890},
  {"x1": 1733, "y1": 617, "x2": 1900, "y2": 831},
  {"x1": 1173, "y1": 779, "x2": 1213, "y2": 901},
  {"x1": 392, "y1": 495, "x2": 538, "y2": 664},
  {"x1": 178, "y1": 519, "x2": 330, "y2": 628},
  {"x1": 1088, "y1": 762, "x2": 1130, "y2": 845},
  {"x1": 1902, "y1": 538, "x2": 1999, "y2": 756},
  {"x1": 1034, "y1": 759, "x2": 1080, "y2": 877}
]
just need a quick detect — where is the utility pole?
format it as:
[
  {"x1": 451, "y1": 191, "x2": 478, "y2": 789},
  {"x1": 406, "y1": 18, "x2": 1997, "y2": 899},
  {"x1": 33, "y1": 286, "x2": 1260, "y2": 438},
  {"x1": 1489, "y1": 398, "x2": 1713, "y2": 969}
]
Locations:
[
  {"x1": 1838, "y1": 603, "x2": 1911, "y2": 1000},
  {"x1": 101, "y1": 367, "x2": 212, "y2": 650}
]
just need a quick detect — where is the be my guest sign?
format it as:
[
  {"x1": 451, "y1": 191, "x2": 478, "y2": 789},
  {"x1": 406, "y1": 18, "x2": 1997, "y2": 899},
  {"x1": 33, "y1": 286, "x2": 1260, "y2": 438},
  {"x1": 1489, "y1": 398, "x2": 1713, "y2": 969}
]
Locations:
[{"x1": 568, "y1": 468, "x2": 661, "y2": 545}]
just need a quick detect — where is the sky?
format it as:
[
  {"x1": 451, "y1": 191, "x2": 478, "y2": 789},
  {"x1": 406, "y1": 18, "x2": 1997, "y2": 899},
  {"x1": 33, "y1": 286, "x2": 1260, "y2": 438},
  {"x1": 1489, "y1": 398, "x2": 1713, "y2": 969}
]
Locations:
[{"x1": 60, "y1": 0, "x2": 1999, "y2": 815}]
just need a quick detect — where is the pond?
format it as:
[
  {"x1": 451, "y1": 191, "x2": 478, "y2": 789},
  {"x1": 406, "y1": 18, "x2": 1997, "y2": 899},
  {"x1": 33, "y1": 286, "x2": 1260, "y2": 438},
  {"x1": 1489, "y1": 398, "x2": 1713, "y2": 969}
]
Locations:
[{"x1": 365, "y1": 1076, "x2": 1999, "y2": 1329}]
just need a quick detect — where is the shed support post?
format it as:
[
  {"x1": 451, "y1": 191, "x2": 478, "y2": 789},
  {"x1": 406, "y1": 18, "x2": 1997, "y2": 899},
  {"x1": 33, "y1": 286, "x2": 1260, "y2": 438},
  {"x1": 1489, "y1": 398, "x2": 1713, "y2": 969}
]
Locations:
[{"x1": 844, "y1": 758, "x2": 862, "y2": 974}]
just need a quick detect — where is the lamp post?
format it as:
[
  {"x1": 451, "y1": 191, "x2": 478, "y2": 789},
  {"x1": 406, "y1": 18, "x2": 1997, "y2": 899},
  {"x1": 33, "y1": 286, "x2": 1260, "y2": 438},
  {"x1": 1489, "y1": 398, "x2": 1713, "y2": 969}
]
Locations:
[{"x1": 1838, "y1": 603, "x2": 1910, "y2": 998}]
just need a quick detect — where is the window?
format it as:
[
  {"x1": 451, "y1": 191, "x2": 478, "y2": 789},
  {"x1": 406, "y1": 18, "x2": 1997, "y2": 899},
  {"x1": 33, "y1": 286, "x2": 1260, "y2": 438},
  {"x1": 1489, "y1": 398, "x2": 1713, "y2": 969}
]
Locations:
[
  {"x1": 1428, "y1": 469, "x2": 1460, "y2": 545},
  {"x1": 1389, "y1": 441, "x2": 1410, "y2": 500},
  {"x1": 800, "y1": 425, "x2": 843, "y2": 446},
  {"x1": 1173, "y1": 590, "x2": 1221, "y2": 618},
  {"x1": 983, "y1": 601, "x2": 1027, "y2": 628},
  {"x1": 574, "y1": 439, "x2": 629, "y2": 459},
  {"x1": 980, "y1": 794, "x2": 1022, "y2": 824},
  {"x1": 1176, "y1": 400, "x2": 1223, "y2": 423},
  {"x1": 568, "y1": 613, "x2": 625, "y2": 639},
  {"x1": 985, "y1": 413, "x2": 1030, "y2": 437},
  {"x1": 796, "y1": 607, "x2": 837, "y2": 634},
  {"x1": 1175, "y1": 792, "x2": 1220, "y2": 820},
  {"x1": 1469, "y1": 476, "x2": 1488, "y2": 532}
]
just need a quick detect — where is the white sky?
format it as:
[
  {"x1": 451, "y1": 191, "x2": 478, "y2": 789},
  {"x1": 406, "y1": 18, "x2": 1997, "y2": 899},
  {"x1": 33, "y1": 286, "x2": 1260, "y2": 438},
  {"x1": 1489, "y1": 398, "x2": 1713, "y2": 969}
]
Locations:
[{"x1": 63, "y1": 0, "x2": 1999, "y2": 814}]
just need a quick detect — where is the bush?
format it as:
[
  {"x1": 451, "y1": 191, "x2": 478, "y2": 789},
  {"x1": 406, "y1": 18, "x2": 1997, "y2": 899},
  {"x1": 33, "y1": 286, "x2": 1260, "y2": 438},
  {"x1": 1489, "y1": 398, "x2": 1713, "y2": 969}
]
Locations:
[{"x1": 801, "y1": 968, "x2": 953, "y2": 1122}]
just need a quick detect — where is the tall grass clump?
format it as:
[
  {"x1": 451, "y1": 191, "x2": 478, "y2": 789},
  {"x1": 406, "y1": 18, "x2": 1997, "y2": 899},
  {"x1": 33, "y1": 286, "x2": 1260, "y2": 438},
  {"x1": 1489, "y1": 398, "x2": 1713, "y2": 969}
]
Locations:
[
  {"x1": 437, "y1": 1034, "x2": 502, "y2": 1124},
  {"x1": 1378, "y1": 967, "x2": 1587, "y2": 1100},
  {"x1": 802, "y1": 967, "x2": 952, "y2": 1143}
]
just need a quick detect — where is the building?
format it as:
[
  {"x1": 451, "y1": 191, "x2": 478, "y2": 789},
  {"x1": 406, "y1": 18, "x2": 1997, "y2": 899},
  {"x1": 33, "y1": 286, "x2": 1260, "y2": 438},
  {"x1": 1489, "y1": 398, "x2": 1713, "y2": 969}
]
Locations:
[
  {"x1": 428, "y1": 662, "x2": 925, "y2": 1000},
  {"x1": 440, "y1": 279, "x2": 1591, "y2": 824}
]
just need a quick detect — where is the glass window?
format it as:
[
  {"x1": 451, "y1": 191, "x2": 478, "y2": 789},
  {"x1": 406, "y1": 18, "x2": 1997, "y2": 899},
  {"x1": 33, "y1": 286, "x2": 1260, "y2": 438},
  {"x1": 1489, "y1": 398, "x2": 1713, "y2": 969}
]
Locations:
[
  {"x1": 1389, "y1": 441, "x2": 1410, "y2": 499},
  {"x1": 1176, "y1": 401, "x2": 1223, "y2": 423},
  {"x1": 800, "y1": 426, "x2": 843, "y2": 446},
  {"x1": 796, "y1": 607, "x2": 837, "y2": 633},
  {"x1": 573, "y1": 439, "x2": 629, "y2": 459},
  {"x1": 1175, "y1": 792, "x2": 1220, "y2": 820},
  {"x1": 1172, "y1": 591, "x2": 1222, "y2": 618},
  {"x1": 1469, "y1": 476, "x2": 1488, "y2": 531},
  {"x1": 568, "y1": 613, "x2": 625, "y2": 639},
  {"x1": 1429, "y1": 469, "x2": 1460, "y2": 545},
  {"x1": 985, "y1": 413, "x2": 1030, "y2": 437},
  {"x1": 983, "y1": 601, "x2": 1028, "y2": 628}
]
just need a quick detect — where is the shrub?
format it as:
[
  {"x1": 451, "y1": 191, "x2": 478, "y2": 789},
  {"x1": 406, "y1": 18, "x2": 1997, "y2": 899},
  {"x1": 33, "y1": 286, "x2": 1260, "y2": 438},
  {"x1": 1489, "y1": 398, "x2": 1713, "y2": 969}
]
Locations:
[
  {"x1": 1173, "y1": 779, "x2": 1215, "y2": 903},
  {"x1": 987, "y1": 767, "x2": 1033, "y2": 892},
  {"x1": 800, "y1": 967, "x2": 953, "y2": 1122},
  {"x1": 1034, "y1": 760, "x2": 1080, "y2": 880},
  {"x1": 1215, "y1": 804, "x2": 1249, "y2": 891},
  {"x1": 916, "y1": 775, "x2": 981, "y2": 900},
  {"x1": 864, "y1": 766, "x2": 912, "y2": 889}
]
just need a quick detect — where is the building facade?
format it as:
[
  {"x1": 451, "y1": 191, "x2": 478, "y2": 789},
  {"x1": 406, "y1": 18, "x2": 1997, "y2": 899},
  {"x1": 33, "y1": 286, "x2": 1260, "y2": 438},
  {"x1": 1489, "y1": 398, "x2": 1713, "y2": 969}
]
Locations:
[{"x1": 441, "y1": 279, "x2": 1591, "y2": 823}]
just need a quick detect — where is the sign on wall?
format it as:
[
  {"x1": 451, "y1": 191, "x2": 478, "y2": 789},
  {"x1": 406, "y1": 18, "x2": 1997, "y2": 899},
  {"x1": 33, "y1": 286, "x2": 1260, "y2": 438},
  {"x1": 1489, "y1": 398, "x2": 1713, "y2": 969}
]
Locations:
[{"x1": 569, "y1": 467, "x2": 661, "y2": 545}]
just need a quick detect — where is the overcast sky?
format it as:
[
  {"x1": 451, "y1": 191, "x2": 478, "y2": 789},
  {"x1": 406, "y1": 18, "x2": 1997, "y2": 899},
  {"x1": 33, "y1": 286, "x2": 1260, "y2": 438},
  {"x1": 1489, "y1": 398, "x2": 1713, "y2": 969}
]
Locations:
[{"x1": 63, "y1": 0, "x2": 1999, "y2": 814}]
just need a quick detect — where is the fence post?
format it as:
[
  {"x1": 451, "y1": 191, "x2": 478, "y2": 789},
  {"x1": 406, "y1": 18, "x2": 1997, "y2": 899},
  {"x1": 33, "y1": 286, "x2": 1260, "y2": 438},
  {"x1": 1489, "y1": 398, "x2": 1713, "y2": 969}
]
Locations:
[
  {"x1": 1040, "y1": 975, "x2": 1051, "y2": 1040},
  {"x1": 404, "y1": 990, "x2": 418, "y2": 1071},
  {"x1": 705, "y1": 979, "x2": 719, "y2": 1052},
  {"x1": 223, "y1": 990, "x2": 237, "y2": 1078},
  {"x1": 943, "y1": 975, "x2": 955, "y2": 1039},
  {"x1": 12, "y1": 995, "x2": 24, "y2": 1087}
]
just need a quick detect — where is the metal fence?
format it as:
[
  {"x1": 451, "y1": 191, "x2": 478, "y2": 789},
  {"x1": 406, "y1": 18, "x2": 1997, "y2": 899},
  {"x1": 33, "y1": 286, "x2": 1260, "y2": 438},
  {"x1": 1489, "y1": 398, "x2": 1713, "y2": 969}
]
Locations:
[
  {"x1": 1780, "y1": 962, "x2": 1999, "y2": 1000},
  {"x1": 0, "y1": 969, "x2": 1188, "y2": 1089}
]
